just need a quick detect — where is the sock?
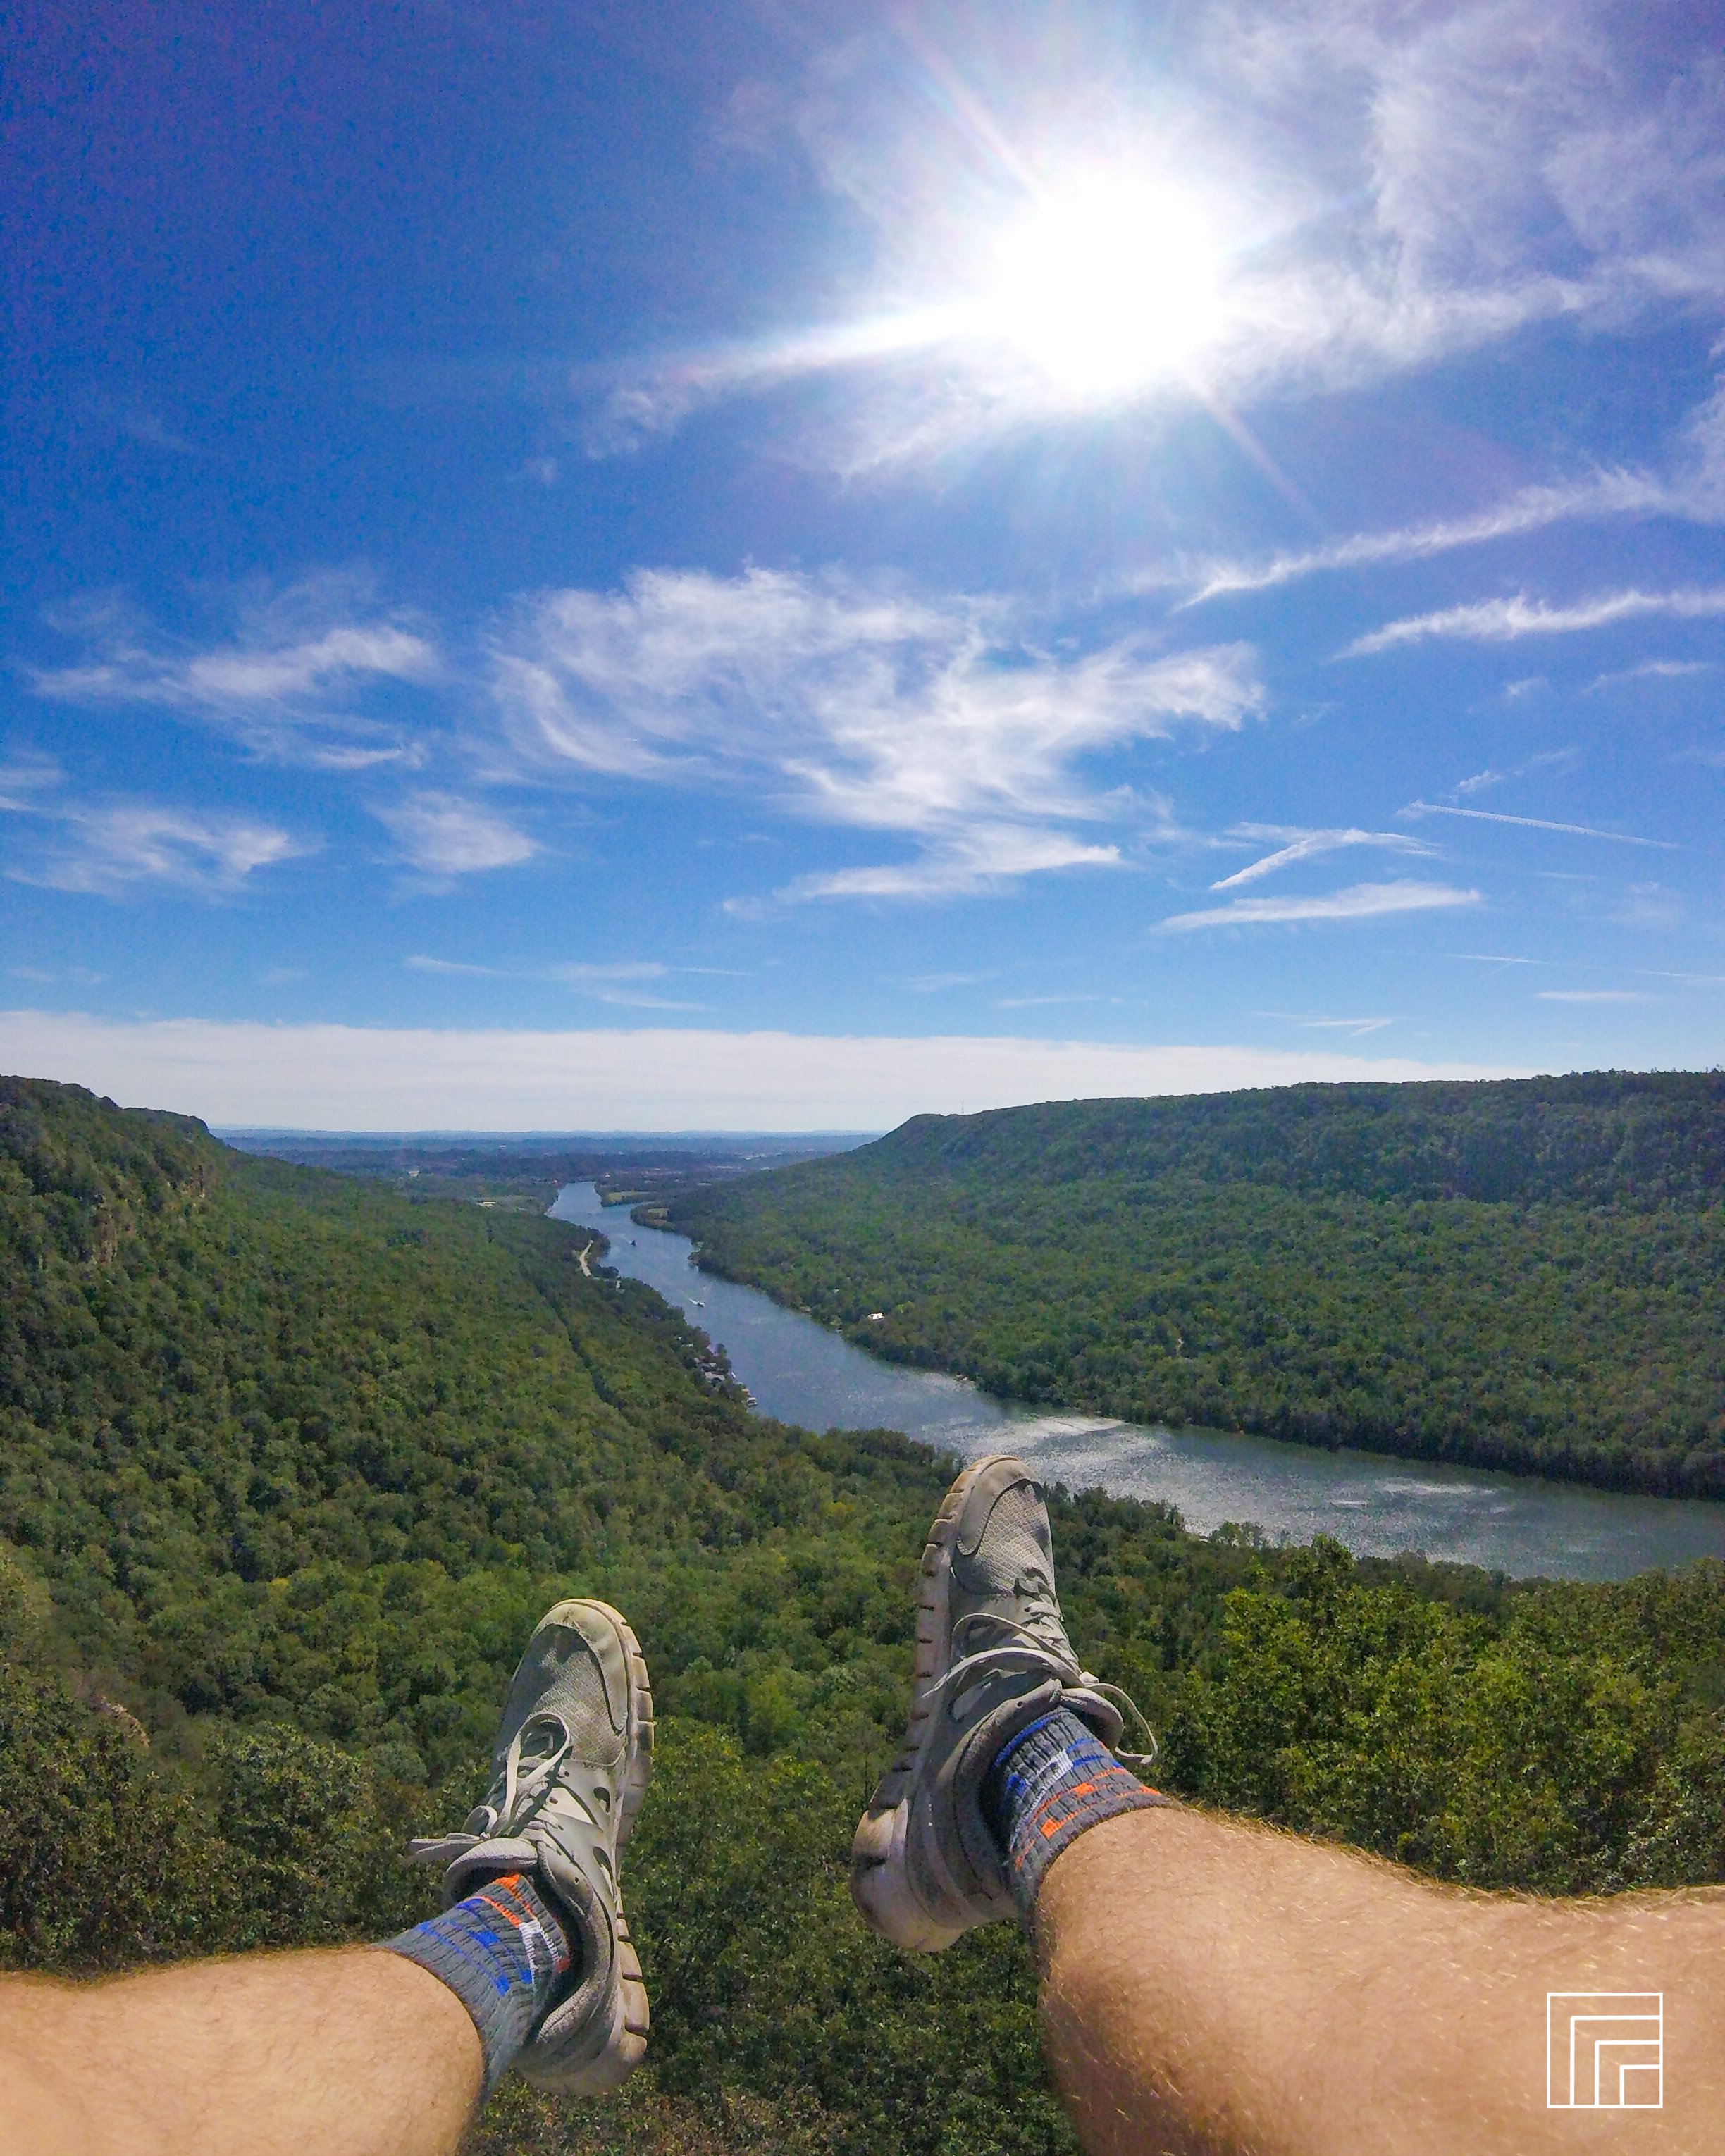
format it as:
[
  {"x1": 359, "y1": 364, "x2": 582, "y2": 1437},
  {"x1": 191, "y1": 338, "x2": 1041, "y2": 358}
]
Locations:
[
  {"x1": 982, "y1": 1706, "x2": 1173, "y2": 1921},
  {"x1": 382, "y1": 1871, "x2": 573, "y2": 2098}
]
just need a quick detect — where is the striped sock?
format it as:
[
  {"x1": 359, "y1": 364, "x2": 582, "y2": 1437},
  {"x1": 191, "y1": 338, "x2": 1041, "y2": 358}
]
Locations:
[
  {"x1": 382, "y1": 1871, "x2": 572, "y2": 2098},
  {"x1": 982, "y1": 1706, "x2": 1173, "y2": 1921}
]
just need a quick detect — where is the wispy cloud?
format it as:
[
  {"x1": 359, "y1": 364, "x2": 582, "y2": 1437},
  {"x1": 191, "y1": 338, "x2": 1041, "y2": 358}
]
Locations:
[
  {"x1": 1451, "y1": 748, "x2": 1578, "y2": 798},
  {"x1": 404, "y1": 955, "x2": 705, "y2": 1009},
  {"x1": 1184, "y1": 378, "x2": 1725, "y2": 601},
  {"x1": 1585, "y1": 658, "x2": 1715, "y2": 692},
  {"x1": 1211, "y1": 824, "x2": 1436, "y2": 890},
  {"x1": 1261, "y1": 1012, "x2": 1397, "y2": 1038},
  {"x1": 14, "y1": 805, "x2": 308, "y2": 896},
  {"x1": 1183, "y1": 469, "x2": 1675, "y2": 604},
  {"x1": 1536, "y1": 989, "x2": 1658, "y2": 1004},
  {"x1": 1343, "y1": 586, "x2": 1725, "y2": 657},
  {"x1": 1156, "y1": 880, "x2": 1479, "y2": 933},
  {"x1": 374, "y1": 793, "x2": 536, "y2": 876},
  {"x1": 904, "y1": 970, "x2": 993, "y2": 993},
  {"x1": 1401, "y1": 801, "x2": 1678, "y2": 849},
  {"x1": 493, "y1": 567, "x2": 1261, "y2": 903},
  {"x1": 27, "y1": 573, "x2": 440, "y2": 767},
  {"x1": 767, "y1": 827, "x2": 1122, "y2": 907},
  {"x1": 0, "y1": 755, "x2": 64, "y2": 812}
]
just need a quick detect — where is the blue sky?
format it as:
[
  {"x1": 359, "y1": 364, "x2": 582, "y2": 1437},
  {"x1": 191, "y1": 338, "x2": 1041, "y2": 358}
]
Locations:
[{"x1": 4, "y1": 0, "x2": 1723, "y2": 1127}]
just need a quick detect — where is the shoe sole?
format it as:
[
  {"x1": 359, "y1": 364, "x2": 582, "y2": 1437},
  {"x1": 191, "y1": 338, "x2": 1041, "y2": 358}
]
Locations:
[
  {"x1": 559, "y1": 1599, "x2": 655, "y2": 2091},
  {"x1": 849, "y1": 1453, "x2": 1022, "y2": 1952},
  {"x1": 576, "y1": 1598, "x2": 656, "y2": 1854}
]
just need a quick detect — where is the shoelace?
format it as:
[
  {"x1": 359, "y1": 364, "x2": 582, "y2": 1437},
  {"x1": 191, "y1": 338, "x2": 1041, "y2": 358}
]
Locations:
[
  {"x1": 409, "y1": 1715, "x2": 574, "y2": 1867},
  {"x1": 930, "y1": 1611, "x2": 1160, "y2": 1772}
]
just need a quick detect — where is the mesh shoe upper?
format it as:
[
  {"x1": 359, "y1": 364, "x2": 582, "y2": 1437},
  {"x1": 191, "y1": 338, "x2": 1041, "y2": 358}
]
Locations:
[
  {"x1": 851, "y1": 1455, "x2": 1152, "y2": 1952},
  {"x1": 412, "y1": 1599, "x2": 654, "y2": 2094}
]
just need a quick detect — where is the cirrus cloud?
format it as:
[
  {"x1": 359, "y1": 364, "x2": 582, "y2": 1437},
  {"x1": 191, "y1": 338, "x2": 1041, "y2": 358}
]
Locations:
[
  {"x1": 13, "y1": 805, "x2": 309, "y2": 897},
  {"x1": 493, "y1": 566, "x2": 1263, "y2": 901},
  {"x1": 374, "y1": 793, "x2": 537, "y2": 876},
  {"x1": 27, "y1": 572, "x2": 440, "y2": 768},
  {"x1": 1210, "y1": 824, "x2": 1438, "y2": 890},
  {"x1": 1156, "y1": 879, "x2": 1480, "y2": 933},
  {"x1": 1342, "y1": 585, "x2": 1725, "y2": 657}
]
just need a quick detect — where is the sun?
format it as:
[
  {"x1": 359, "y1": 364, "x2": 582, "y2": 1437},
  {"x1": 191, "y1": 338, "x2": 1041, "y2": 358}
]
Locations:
[{"x1": 978, "y1": 174, "x2": 1225, "y2": 398}]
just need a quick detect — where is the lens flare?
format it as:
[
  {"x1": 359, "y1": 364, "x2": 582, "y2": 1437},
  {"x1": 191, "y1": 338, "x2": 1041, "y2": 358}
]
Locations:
[{"x1": 980, "y1": 175, "x2": 1225, "y2": 397}]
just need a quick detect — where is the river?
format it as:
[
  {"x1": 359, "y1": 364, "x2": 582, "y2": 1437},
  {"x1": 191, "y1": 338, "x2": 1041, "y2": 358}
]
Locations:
[{"x1": 549, "y1": 1182, "x2": 1725, "y2": 1582}]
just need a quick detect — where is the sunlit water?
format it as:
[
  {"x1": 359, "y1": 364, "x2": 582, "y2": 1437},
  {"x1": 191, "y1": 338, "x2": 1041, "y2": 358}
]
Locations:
[{"x1": 550, "y1": 1183, "x2": 1725, "y2": 1582}]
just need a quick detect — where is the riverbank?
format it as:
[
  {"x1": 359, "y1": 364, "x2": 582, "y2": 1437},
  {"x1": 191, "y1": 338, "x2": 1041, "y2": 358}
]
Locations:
[{"x1": 550, "y1": 1183, "x2": 1725, "y2": 1582}]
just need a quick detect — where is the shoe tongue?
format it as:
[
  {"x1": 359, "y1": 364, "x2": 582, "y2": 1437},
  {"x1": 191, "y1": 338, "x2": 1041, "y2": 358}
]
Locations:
[
  {"x1": 958, "y1": 1483, "x2": 1051, "y2": 1590},
  {"x1": 497, "y1": 1633, "x2": 622, "y2": 1800}
]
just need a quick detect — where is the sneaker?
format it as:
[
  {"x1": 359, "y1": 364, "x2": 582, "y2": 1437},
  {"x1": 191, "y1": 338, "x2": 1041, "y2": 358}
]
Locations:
[
  {"x1": 850, "y1": 1454, "x2": 1151, "y2": 1952},
  {"x1": 411, "y1": 1599, "x2": 655, "y2": 2092}
]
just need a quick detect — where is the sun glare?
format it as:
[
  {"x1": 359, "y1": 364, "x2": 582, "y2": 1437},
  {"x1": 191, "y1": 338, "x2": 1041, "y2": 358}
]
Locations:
[{"x1": 979, "y1": 175, "x2": 1225, "y2": 398}]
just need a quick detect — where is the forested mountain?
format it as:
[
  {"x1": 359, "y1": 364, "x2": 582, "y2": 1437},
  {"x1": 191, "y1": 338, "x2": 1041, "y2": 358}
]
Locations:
[
  {"x1": 7, "y1": 1076, "x2": 1725, "y2": 2156},
  {"x1": 664, "y1": 1074, "x2": 1725, "y2": 1497}
]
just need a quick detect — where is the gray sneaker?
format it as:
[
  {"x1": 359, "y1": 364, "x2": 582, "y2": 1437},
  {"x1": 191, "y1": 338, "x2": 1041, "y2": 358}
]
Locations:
[
  {"x1": 412, "y1": 1599, "x2": 655, "y2": 2092},
  {"x1": 850, "y1": 1455, "x2": 1151, "y2": 1952}
]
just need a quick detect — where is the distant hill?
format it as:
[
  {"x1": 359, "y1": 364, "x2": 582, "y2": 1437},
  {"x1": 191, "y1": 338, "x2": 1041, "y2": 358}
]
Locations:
[{"x1": 664, "y1": 1074, "x2": 1725, "y2": 1498}]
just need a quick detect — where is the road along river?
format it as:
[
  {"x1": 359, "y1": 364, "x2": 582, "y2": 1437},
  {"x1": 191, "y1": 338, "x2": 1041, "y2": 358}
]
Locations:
[{"x1": 550, "y1": 1183, "x2": 1725, "y2": 1582}]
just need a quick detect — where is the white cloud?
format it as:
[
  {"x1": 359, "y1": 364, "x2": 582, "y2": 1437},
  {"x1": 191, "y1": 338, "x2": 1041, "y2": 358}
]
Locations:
[
  {"x1": 1183, "y1": 377, "x2": 1725, "y2": 601},
  {"x1": 904, "y1": 970, "x2": 994, "y2": 993},
  {"x1": 1402, "y1": 802, "x2": 1677, "y2": 849},
  {"x1": 1585, "y1": 658, "x2": 1715, "y2": 692},
  {"x1": 403, "y1": 955, "x2": 704, "y2": 1009},
  {"x1": 493, "y1": 567, "x2": 1261, "y2": 900},
  {"x1": 1343, "y1": 585, "x2": 1725, "y2": 657},
  {"x1": 0, "y1": 759, "x2": 305, "y2": 896},
  {"x1": 1157, "y1": 879, "x2": 1480, "y2": 932},
  {"x1": 0, "y1": 1011, "x2": 1527, "y2": 1129},
  {"x1": 1536, "y1": 989, "x2": 1657, "y2": 1004},
  {"x1": 1183, "y1": 469, "x2": 1674, "y2": 604},
  {"x1": 14, "y1": 805, "x2": 308, "y2": 896},
  {"x1": 1210, "y1": 824, "x2": 1436, "y2": 890},
  {"x1": 0, "y1": 755, "x2": 64, "y2": 812},
  {"x1": 1259, "y1": 1012, "x2": 1396, "y2": 1037},
  {"x1": 374, "y1": 793, "x2": 536, "y2": 875},
  {"x1": 27, "y1": 574, "x2": 440, "y2": 767},
  {"x1": 770, "y1": 826, "x2": 1121, "y2": 905},
  {"x1": 1450, "y1": 749, "x2": 1577, "y2": 799}
]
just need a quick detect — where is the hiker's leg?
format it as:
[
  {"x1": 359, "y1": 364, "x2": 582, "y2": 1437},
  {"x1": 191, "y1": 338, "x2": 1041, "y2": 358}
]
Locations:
[
  {"x1": 853, "y1": 1456, "x2": 1725, "y2": 2156},
  {"x1": 1037, "y1": 1802, "x2": 1725, "y2": 2156},
  {"x1": 0, "y1": 1596, "x2": 657, "y2": 2156},
  {"x1": 0, "y1": 1949, "x2": 479, "y2": 2156}
]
